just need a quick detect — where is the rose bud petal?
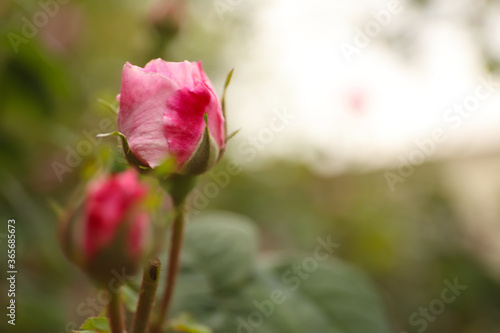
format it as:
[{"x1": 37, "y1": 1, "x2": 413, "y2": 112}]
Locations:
[
  {"x1": 117, "y1": 59, "x2": 225, "y2": 176},
  {"x1": 59, "y1": 169, "x2": 152, "y2": 286}
]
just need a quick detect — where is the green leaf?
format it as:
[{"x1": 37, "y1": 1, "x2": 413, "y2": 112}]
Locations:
[
  {"x1": 266, "y1": 257, "x2": 393, "y2": 332},
  {"x1": 181, "y1": 212, "x2": 258, "y2": 291},
  {"x1": 47, "y1": 197, "x2": 64, "y2": 218},
  {"x1": 122, "y1": 283, "x2": 139, "y2": 313},
  {"x1": 169, "y1": 313, "x2": 212, "y2": 333},
  {"x1": 153, "y1": 156, "x2": 177, "y2": 178},
  {"x1": 170, "y1": 211, "x2": 393, "y2": 333},
  {"x1": 74, "y1": 317, "x2": 110, "y2": 333}
]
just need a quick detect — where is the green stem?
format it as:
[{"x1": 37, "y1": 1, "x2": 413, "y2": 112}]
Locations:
[
  {"x1": 132, "y1": 258, "x2": 161, "y2": 333},
  {"x1": 151, "y1": 204, "x2": 186, "y2": 333},
  {"x1": 107, "y1": 287, "x2": 125, "y2": 333}
]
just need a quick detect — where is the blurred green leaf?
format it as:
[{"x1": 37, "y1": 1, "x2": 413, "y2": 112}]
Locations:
[
  {"x1": 75, "y1": 317, "x2": 110, "y2": 333},
  {"x1": 171, "y1": 211, "x2": 393, "y2": 333},
  {"x1": 181, "y1": 211, "x2": 258, "y2": 291},
  {"x1": 122, "y1": 284, "x2": 139, "y2": 313},
  {"x1": 169, "y1": 313, "x2": 213, "y2": 333}
]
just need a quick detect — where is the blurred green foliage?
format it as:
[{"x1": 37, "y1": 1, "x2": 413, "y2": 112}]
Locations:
[
  {"x1": 170, "y1": 212, "x2": 393, "y2": 333},
  {"x1": 1, "y1": 0, "x2": 500, "y2": 333}
]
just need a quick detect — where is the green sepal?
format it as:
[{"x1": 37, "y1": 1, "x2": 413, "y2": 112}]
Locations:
[
  {"x1": 225, "y1": 128, "x2": 240, "y2": 143},
  {"x1": 96, "y1": 98, "x2": 118, "y2": 115},
  {"x1": 218, "y1": 68, "x2": 234, "y2": 161},
  {"x1": 58, "y1": 196, "x2": 85, "y2": 268},
  {"x1": 97, "y1": 131, "x2": 151, "y2": 173},
  {"x1": 221, "y1": 68, "x2": 234, "y2": 124},
  {"x1": 180, "y1": 118, "x2": 219, "y2": 176}
]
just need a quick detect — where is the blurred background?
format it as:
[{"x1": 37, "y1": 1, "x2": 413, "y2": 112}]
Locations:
[{"x1": 2, "y1": 0, "x2": 500, "y2": 332}]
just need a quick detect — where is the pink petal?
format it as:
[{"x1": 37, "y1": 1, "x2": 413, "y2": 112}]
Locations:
[
  {"x1": 83, "y1": 170, "x2": 148, "y2": 260},
  {"x1": 117, "y1": 62, "x2": 179, "y2": 168},
  {"x1": 203, "y1": 82, "x2": 225, "y2": 149},
  {"x1": 144, "y1": 59, "x2": 202, "y2": 89},
  {"x1": 195, "y1": 62, "x2": 225, "y2": 149},
  {"x1": 144, "y1": 59, "x2": 225, "y2": 148},
  {"x1": 163, "y1": 82, "x2": 212, "y2": 167}
]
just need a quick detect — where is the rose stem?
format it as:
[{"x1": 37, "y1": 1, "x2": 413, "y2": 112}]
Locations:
[
  {"x1": 132, "y1": 258, "x2": 161, "y2": 333},
  {"x1": 108, "y1": 287, "x2": 126, "y2": 333},
  {"x1": 151, "y1": 203, "x2": 185, "y2": 333}
]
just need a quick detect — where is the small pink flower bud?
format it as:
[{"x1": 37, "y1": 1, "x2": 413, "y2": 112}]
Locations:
[
  {"x1": 148, "y1": 0, "x2": 187, "y2": 35},
  {"x1": 60, "y1": 169, "x2": 151, "y2": 285}
]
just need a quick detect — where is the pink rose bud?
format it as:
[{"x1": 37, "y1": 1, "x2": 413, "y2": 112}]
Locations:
[
  {"x1": 59, "y1": 169, "x2": 151, "y2": 285},
  {"x1": 148, "y1": 0, "x2": 187, "y2": 35},
  {"x1": 117, "y1": 59, "x2": 226, "y2": 175}
]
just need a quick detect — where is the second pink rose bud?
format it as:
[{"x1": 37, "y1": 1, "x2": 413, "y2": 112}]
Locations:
[{"x1": 60, "y1": 169, "x2": 152, "y2": 285}]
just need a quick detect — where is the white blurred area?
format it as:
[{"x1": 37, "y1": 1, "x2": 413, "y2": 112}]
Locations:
[
  {"x1": 220, "y1": 0, "x2": 500, "y2": 171},
  {"x1": 214, "y1": 0, "x2": 500, "y2": 276}
]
